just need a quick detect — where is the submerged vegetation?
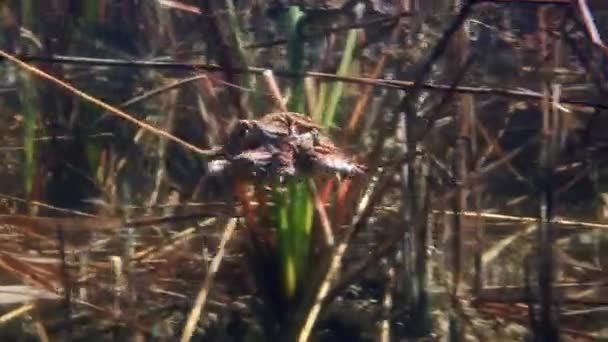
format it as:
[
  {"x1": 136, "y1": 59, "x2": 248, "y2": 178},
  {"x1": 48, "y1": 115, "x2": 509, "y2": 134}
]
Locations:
[{"x1": 0, "y1": 0, "x2": 607, "y2": 340}]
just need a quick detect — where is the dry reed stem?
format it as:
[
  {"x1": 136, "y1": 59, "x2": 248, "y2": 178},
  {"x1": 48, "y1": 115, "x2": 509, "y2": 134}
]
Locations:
[
  {"x1": 33, "y1": 320, "x2": 50, "y2": 342},
  {"x1": 0, "y1": 194, "x2": 97, "y2": 217},
  {"x1": 193, "y1": 74, "x2": 225, "y2": 142},
  {"x1": 345, "y1": 52, "x2": 388, "y2": 136},
  {"x1": 262, "y1": 70, "x2": 288, "y2": 111},
  {"x1": 474, "y1": 119, "x2": 530, "y2": 184},
  {"x1": 180, "y1": 218, "x2": 237, "y2": 342},
  {"x1": 345, "y1": 19, "x2": 403, "y2": 137},
  {"x1": 478, "y1": 303, "x2": 599, "y2": 340},
  {"x1": 134, "y1": 227, "x2": 198, "y2": 261},
  {"x1": 575, "y1": 0, "x2": 608, "y2": 56},
  {"x1": 0, "y1": 49, "x2": 218, "y2": 157},
  {"x1": 158, "y1": 0, "x2": 202, "y2": 14},
  {"x1": 0, "y1": 215, "x2": 123, "y2": 233},
  {"x1": 297, "y1": 175, "x2": 377, "y2": 342},
  {"x1": 380, "y1": 266, "x2": 395, "y2": 342},
  {"x1": 0, "y1": 253, "x2": 59, "y2": 290},
  {"x1": 110, "y1": 256, "x2": 123, "y2": 321},
  {"x1": 146, "y1": 88, "x2": 179, "y2": 207},
  {"x1": 0, "y1": 303, "x2": 34, "y2": 325},
  {"x1": 308, "y1": 179, "x2": 335, "y2": 247},
  {"x1": 304, "y1": 77, "x2": 317, "y2": 113},
  {"x1": 434, "y1": 210, "x2": 608, "y2": 230},
  {"x1": 482, "y1": 224, "x2": 537, "y2": 266}
]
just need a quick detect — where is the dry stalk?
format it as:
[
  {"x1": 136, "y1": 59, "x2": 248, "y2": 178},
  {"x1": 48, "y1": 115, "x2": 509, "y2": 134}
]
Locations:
[
  {"x1": 297, "y1": 172, "x2": 378, "y2": 342},
  {"x1": 380, "y1": 266, "x2": 395, "y2": 342},
  {"x1": 180, "y1": 218, "x2": 237, "y2": 342},
  {"x1": 574, "y1": 0, "x2": 608, "y2": 56},
  {"x1": 0, "y1": 303, "x2": 34, "y2": 325},
  {"x1": 345, "y1": 19, "x2": 403, "y2": 138},
  {"x1": 134, "y1": 226, "x2": 199, "y2": 261},
  {"x1": 32, "y1": 320, "x2": 50, "y2": 342},
  {"x1": 262, "y1": 69, "x2": 288, "y2": 112},
  {"x1": 434, "y1": 210, "x2": 608, "y2": 230},
  {"x1": 146, "y1": 87, "x2": 179, "y2": 207},
  {"x1": 308, "y1": 179, "x2": 335, "y2": 247},
  {"x1": 535, "y1": 7, "x2": 560, "y2": 338}
]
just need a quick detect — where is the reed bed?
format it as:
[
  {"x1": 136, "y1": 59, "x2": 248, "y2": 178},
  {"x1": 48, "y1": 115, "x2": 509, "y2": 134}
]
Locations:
[{"x1": 0, "y1": 0, "x2": 607, "y2": 340}]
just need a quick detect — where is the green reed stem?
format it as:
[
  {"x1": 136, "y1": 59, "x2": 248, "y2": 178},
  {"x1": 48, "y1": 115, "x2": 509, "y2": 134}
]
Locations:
[{"x1": 323, "y1": 28, "x2": 358, "y2": 127}]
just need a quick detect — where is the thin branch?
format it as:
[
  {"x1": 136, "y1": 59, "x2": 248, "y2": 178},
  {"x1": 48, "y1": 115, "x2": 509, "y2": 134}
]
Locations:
[{"x1": 9, "y1": 54, "x2": 608, "y2": 110}]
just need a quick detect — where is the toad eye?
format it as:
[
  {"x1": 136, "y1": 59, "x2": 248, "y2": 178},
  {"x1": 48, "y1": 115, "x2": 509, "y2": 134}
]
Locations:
[
  {"x1": 310, "y1": 129, "x2": 320, "y2": 144},
  {"x1": 235, "y1": 122, "x2": 250, "y2": 137}
]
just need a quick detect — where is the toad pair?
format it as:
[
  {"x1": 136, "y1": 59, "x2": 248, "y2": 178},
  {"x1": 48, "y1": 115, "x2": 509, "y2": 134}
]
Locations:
[{"x1": 209, "y1": 112, "x2": 366, "y2": 180}]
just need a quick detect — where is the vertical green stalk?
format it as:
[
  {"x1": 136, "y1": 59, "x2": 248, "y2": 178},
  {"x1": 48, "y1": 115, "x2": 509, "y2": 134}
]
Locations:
[
  {"x1": 312, "y1": 82, "x2": 327, "y2": 123},
  {"x1": 224, "y1": 0, "x2": 258, "y2": 115},
  {"x1": 274, "y1": 179, "x2": 314, "y2": 301},
  {"x1": 19, "y1": 74, "x2": 37, "y2": 198},
  {"x1": 20, "y1": 0, "x2": 37, "y2": 202},
  {"x1": 288, "y1": 181, "x2": 313, "y2": 283},
  {"x1": 285, "y1": 7, "x2": 311, "y2": 293},
  {"x1": 273, "y1": 6, "x2": 312, "y2": 300},
  {"x1": 225, "y1": 0, "x2": 249, "y2": 68},
  {"x1": 322, "y1": 28, "x2": 358, "y2": 127},
  {"x1": 286, "y1": 6, "x2": 305, "y2": 113},
  {"x1": 83, "y1": 0, "x2": 100, "y2": 26},
  {"x1": 274, "y1": 185, "x2": 296, "y2": 297},
  {"x1": 20, "y1": 0, "x2": 33, "y2": 27},
  {"x1": 275, "y1": 6, "x2": 358, "y2": 302}
]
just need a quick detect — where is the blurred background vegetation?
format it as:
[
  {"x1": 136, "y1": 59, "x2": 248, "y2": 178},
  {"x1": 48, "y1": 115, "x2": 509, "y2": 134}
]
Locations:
[{"x1": 0, "y1": 0, "x2": 607, "y2": 340}]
